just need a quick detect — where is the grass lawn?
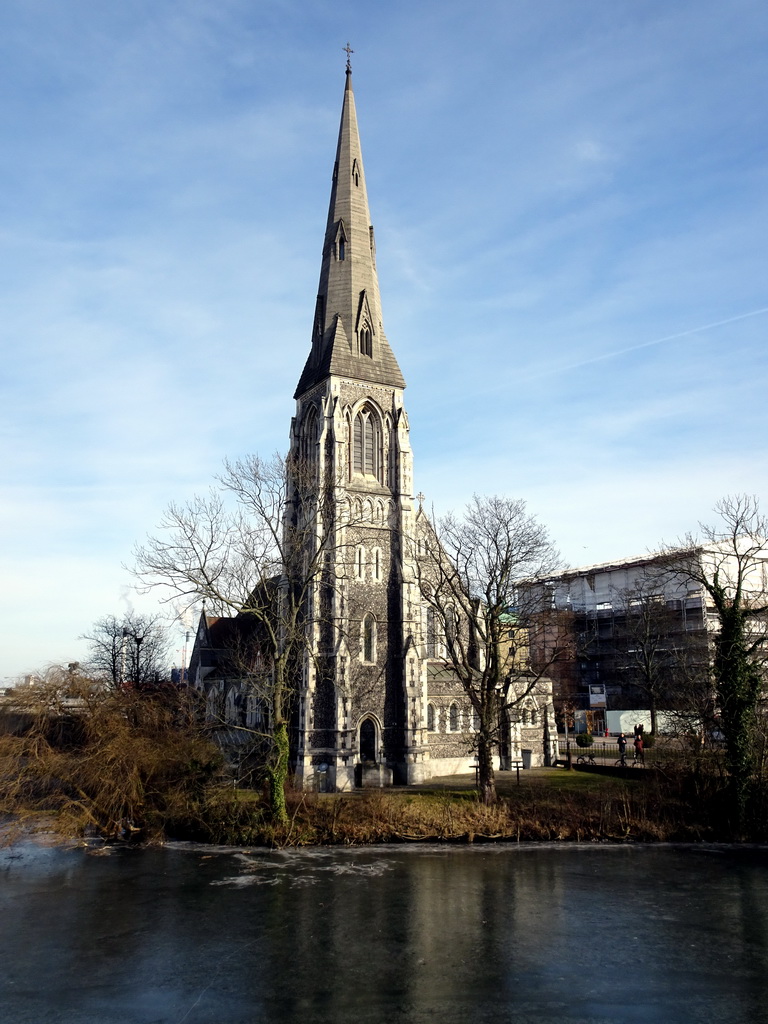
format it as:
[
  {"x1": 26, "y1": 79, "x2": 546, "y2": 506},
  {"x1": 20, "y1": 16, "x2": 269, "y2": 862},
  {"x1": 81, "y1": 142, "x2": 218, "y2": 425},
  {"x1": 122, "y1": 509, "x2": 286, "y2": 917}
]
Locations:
[{"x1": 405, "y1": 766, "x2": 634, "y2": 797}]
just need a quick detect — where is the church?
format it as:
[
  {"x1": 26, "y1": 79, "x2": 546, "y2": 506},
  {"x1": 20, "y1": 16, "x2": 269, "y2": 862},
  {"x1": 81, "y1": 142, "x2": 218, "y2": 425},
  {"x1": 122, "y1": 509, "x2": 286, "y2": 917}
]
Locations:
[{"x1": 189, "y1": 63, "x2": 556, "y2": 790}]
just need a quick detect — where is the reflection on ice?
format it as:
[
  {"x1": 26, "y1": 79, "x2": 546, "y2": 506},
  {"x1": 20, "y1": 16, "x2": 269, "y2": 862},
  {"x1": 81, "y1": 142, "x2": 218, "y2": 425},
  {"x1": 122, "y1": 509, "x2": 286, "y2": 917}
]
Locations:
[
  {"x1": 1, "y1": 842, "x2": 767, "y2": 1024},
  {"x1": 212, "y1": 849, "x2": 395, "y2": 887}
]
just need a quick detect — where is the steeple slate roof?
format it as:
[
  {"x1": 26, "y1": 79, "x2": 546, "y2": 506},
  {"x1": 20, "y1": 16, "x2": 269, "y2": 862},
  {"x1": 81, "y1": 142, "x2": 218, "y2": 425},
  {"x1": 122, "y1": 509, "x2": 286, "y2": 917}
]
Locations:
[{"x1": 295, "y1": 71, "x2": 405, "y2": 399}]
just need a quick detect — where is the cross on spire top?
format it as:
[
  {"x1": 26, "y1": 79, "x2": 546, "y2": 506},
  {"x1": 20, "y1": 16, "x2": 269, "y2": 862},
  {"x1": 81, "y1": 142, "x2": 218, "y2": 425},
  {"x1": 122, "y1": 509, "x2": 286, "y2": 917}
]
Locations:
[{"x1": 343, "y1": 42, "x2": 354, "y2": 73}]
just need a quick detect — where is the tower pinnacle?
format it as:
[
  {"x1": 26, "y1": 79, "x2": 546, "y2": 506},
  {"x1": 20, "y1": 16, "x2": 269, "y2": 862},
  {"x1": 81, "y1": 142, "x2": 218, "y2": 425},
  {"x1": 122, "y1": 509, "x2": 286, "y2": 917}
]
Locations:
[{"x1": 294, "y1": 69, "x2": 405, "y2": 398}]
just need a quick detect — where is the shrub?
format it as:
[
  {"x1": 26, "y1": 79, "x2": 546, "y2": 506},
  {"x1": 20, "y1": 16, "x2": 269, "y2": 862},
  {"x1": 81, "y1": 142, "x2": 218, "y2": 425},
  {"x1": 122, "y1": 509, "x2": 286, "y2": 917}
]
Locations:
[
  {"x1": 575, "y1": 733, "x2": 594, "y2": 748},
  {"x1": 0, "y1": 667, "x2": 223, "y2": 842}
]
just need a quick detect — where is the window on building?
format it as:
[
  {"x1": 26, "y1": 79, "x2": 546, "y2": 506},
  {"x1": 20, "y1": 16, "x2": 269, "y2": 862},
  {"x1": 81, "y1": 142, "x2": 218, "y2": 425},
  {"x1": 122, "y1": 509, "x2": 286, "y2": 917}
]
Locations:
[
  {"x1": 362, "y1": 613, "x2": 376, "y2": 663},
  {"x1": 355, "y1": 546, "x2": 366, "y2": 580},
  {"x1": 359, "y1": 323, "x2": 372, "y2": 357},
  {"x1": 426, "y1": 607, "x2": 437, "y2": 658},
  {"x1": 427, "y1": 703, "x2": 435, "y2": 731},
  {"x1": 301, "y1": 406, "x2": 319, "y2": 466},
  {"x1": 445, "y1": 605, "x2": 457, "y2": 648},
  {"x1": 449, "y1": 703, "x2": 459, "y2": 732},
  {"x1": 206, "y1": 685, "x2": 222, "y2": 724},
  {"x1": 353, "y1": 406, "x2": 382, "y2": 480},
  {"x1": 225, "y1": 687, "x2": 238, "y2": 726},
  {"x1": 372, "y1": 547, "x2": 382, "y2": 582}
]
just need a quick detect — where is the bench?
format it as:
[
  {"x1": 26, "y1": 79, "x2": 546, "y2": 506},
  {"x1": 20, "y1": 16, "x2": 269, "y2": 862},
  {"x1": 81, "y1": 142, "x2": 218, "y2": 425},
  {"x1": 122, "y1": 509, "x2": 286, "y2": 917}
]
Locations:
[{"x1": 472, "y1": 758, "x2": 524, "y2": 786}]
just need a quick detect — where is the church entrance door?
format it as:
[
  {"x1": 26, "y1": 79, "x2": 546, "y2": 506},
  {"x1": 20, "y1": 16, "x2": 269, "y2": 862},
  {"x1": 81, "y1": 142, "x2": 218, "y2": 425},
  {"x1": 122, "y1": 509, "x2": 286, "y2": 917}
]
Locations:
[{"x1": 360, "y1": 718, "x2": 376, "y2": 763}]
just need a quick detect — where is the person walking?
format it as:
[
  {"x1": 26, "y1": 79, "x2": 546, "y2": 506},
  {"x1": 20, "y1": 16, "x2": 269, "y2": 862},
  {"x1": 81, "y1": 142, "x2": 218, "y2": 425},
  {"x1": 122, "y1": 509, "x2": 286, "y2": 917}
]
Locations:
[
  {"x1": 633, "y1": 732, "x2": 644, "y2": 764},
  {"x1": 617, "y1": 733, "x2": 627, "y2": 766}
]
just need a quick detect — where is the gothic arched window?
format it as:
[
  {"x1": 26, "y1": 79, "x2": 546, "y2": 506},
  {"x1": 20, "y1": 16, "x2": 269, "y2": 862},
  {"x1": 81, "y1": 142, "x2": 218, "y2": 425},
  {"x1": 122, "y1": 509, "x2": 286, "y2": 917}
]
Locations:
[
  {"x1": 362, "y1": 613, "x2": 376, "y2": 663},
  {"x1": 335, "y1": 221, "x2": 347, "y2": 261},
  {"x1": 371, "y1": 547, "x2": 382, "y2": 582},
  {"x1": 427, "y1": 703, "x2": 435, "y2": 731},
  {"x1": 426, "y1": 607, "x2": 437, "y2": 658},
  {"x1": 345, "y1": 410, "x2": 353, "y2": 481},
  {"x1": 445, "y1": 606, "x2": 457, "y2": 649},
  {"x1": 352, "y1": 405, "x2": 382, "y2": 481},
  {"x1": 301, "y1": 406, "x2": 319, "y2": 467},
  {"x1": 355, "y1": 545, "x2": 366, "y2": 580},
  {"x1": 449, "y1": 703, "x2": 459, "y2": 732},
  {"x1": 359, "y1": 322, "x2": 372, "y2": 357}
]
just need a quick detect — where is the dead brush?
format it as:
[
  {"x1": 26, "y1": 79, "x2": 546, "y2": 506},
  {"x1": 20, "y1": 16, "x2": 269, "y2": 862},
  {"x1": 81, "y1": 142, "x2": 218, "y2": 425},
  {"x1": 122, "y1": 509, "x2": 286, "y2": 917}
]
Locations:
[{"x1": 0, "y1": 676, "x2": 222, "y2": 843}]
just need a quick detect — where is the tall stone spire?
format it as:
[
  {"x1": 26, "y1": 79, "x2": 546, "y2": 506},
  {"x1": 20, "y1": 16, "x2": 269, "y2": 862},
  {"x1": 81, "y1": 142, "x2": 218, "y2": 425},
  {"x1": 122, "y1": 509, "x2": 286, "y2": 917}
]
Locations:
[{"x1": 295, "y1": 68, "x2": 405, "y2": 398}]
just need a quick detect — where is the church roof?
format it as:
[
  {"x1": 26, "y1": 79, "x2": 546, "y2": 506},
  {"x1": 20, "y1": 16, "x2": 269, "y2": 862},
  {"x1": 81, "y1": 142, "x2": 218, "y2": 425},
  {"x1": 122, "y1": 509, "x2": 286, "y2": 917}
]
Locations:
[{"x1": 294, "y1": 69, "x2": 405, "y2": 398}]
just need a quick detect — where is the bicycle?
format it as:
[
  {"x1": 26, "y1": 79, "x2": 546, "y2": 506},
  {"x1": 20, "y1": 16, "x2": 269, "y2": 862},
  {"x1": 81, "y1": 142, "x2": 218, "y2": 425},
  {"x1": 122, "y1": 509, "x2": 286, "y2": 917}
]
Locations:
[
  {"x1": 576, "y1": 753, "x2": 597, "y2": 765},
  {"x1": 614, "y1": 754, "x2": 644, "y2": 768}
]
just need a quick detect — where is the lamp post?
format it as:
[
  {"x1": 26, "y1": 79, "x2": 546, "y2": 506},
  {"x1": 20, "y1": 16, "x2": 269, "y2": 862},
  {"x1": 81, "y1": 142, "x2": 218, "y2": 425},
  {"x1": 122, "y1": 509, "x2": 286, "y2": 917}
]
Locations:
[
  {"x1": 134, "y1": 634, "x2": 144, "y2": 686},
  {"x1": 119, "y1": 628, "x2": 129, "y2": 688},
  {"x1": 181, "y1": 630, "x2": 191, "y2": 686},
  {"x1": 563, "y1": 699, "x2": 574, "y2": 771}
]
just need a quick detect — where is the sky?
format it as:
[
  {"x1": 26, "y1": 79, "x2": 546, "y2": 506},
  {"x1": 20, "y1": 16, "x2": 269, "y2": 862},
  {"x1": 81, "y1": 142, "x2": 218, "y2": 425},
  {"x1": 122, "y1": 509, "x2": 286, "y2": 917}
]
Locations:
[{"x1": 1, "y1": 0, "x2": 767, "y2": 680}]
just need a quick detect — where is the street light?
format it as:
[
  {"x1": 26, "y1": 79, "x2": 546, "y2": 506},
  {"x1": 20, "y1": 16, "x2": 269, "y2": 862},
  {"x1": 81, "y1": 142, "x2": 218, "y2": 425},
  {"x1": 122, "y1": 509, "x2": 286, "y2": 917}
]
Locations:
[
  {"x1": 120, "y1": 628, "x2": 129, "y2": 687},
  {"x1": 181, "y1": 630, "x2": 191, "y2": 686},
  {"x1": 134, "y1": 635, "x2": 144, "y2": 686}
]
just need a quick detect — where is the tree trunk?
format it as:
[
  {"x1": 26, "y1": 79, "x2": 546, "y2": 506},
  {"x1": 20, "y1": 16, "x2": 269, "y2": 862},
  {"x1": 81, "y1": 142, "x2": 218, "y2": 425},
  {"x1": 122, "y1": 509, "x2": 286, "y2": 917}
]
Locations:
[
  {"x1": 267, "y1": 718, "x2": 289, "y2": 825},
  {"x1": 477, "y1": 732, "x2": 496, "y2": 805},
  {"x1": 715, "y1": 604, "x2": 761, "y2": 834},
  {"x1": 266, "y1": 654, "x2": 289, "y2": 825}
]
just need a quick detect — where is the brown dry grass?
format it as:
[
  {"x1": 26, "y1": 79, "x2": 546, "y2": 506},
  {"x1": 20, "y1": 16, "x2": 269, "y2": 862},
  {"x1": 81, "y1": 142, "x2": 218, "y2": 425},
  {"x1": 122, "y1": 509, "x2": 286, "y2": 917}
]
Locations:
[
  {"x1": 3, "y1": 677, "x2": 764, "y2": 847},
  {"x1": 0, "y1": 675, "x2": 222, "y2": 842},
  {"x1": 189, "y1": 764, "x2": 758, "y2": 847}
]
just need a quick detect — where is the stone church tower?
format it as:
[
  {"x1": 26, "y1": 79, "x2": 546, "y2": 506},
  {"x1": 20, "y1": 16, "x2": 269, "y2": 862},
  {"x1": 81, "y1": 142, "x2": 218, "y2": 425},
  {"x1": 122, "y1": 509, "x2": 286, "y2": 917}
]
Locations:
[
  {"x1": 190, "y1": 65, "x2": 557, "y2": 789},
  {"x1": 289, "y1": 66, "x2": 429, "y2": 790}
]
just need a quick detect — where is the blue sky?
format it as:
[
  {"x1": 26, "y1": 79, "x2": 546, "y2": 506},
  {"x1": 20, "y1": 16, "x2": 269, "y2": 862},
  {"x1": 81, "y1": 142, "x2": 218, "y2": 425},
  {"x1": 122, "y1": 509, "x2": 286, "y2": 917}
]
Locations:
[{"x1": 2, "y1": 0, "x2": 767, "y2": 679}]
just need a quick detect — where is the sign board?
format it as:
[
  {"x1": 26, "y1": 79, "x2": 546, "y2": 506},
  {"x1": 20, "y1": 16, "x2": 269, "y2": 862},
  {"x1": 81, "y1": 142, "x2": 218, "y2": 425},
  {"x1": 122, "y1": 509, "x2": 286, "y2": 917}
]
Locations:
[{"x1": 588, "y1": 684, "x2": 607, "y2": 709}]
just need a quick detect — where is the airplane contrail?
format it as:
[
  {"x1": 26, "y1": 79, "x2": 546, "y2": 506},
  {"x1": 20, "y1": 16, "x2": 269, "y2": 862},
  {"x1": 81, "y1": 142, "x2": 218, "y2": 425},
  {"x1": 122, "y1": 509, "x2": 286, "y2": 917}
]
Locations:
[
  {"x1": 581, "y1": 306, "x2": 768, "y2": 366},
  {"x1": 521, "y1": 305, "x2": 768, "y2": 381}
]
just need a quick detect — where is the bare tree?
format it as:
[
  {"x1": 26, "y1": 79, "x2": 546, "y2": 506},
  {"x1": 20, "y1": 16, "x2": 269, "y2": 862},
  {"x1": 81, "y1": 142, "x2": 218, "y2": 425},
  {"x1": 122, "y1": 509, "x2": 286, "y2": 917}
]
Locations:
[
  {"x1": 415, "y1": 495, "x2": 564, "y2": 805},
  {"x1": 612, "y1": 580, "x2": 717, "y2": 741},
  {"x1": 591, "y1": 582, "x2": 700, "y2": 735},
  {"x1": 81, "y1": 612, "x2": 171, "y2": 689},
  {"x1": 660, "y1": 494, "x2": 768, "y2": 824},
  {"x1": 660, "y1": 633, "x2": 717, "y2": 748},
  {"x1": 132, "y1": 452, "x2": 343, "y2": 825}
]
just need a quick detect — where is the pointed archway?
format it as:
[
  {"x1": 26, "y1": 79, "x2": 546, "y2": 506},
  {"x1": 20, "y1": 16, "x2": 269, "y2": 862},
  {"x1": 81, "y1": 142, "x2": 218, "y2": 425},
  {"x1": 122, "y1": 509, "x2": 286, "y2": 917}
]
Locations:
[{"x1": 359, "y1": 717, "x2": 377, "y2": 763}]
